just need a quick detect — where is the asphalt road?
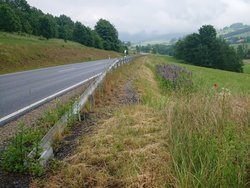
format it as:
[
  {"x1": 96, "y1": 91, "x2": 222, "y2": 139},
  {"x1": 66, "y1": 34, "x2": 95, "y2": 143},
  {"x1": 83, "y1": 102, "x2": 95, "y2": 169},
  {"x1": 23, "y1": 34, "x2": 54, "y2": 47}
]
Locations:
[{"x1": 0, "y1": 58, "x2": 116, "y2": 125}]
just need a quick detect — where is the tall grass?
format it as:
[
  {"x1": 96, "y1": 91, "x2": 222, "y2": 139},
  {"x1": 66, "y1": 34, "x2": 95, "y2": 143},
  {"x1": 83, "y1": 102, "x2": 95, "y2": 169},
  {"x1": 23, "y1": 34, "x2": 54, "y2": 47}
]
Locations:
[
  {"x1": 153, "y1": 57, "x2": 250, "y2": 187},
  {"x1": 167, "y1": 93, "x2": 250, "y2": 187}
]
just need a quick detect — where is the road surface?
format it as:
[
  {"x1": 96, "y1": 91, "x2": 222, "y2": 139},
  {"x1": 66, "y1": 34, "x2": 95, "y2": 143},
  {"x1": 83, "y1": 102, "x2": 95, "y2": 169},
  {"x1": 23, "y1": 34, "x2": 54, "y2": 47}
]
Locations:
[{"x1": 0, "y1": 58, "x2": 116, "y2": 125}]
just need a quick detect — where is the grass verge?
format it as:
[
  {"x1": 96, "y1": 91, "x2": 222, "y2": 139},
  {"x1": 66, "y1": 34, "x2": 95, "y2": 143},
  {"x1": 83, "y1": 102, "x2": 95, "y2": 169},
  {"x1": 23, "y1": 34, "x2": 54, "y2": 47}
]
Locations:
[{"x1": 32, "y1": 55, "x2": 249, "y2": 187}]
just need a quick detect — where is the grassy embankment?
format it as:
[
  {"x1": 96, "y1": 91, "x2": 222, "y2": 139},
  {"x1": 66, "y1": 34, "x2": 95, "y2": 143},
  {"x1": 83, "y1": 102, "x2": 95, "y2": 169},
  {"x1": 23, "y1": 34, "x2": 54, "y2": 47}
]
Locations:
[
  {"x1": 37, "y1": 55, "x2": 249, "y2": 187},
  {"x1": 0, "y1": 32, "x2": 120, "y2": 74}
]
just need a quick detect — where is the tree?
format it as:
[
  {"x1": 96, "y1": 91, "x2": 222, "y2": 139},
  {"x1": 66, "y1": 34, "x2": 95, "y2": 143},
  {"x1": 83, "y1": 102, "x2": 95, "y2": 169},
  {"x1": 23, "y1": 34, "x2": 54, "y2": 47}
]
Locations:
[
  {"x1": 220, "y1": 41, "x2": 243, "y2": 72},
  {"x1": 72, "y1": 21, "x2": 89, "y2": 45},
  {"x1": 7, "y1": 0, "x2": 31, "y2": 12},
  {"x1": 38, "y1": 15, "x2": 57, "y2": 39},
  {"x1": 94, "y1": 19, "x2": 120, "y2": 51},
  {"x1": 237, "y1": 44, "x2": 250, "y2": 59},
  {"x1": 56, "y1": 15, "x2": 74, "y2": 41},
  {"x1": 174, "y1": 25, "x2": 243, "y2": 72},
  {"x1": 237, "y1": 45, "x2": 245, "y2": 59},
  {"x1": 90, "y1": 30, "x2": 103, "y2": 49},
  {"x1": 0, "y1": 4, "x2": 21, "y2": 32},
  {"x1": 198, "y1": 25, "x2": 219, "y2": 68},
  {"x1": 28, "y1": 7, "x2": 44, "y2": 35},
  {"x1": 199, "y1": 25, "x2": 217, "y2": 45},
  {"x1": 6, "y1": 0, "x2": 33, "y2": 33}
]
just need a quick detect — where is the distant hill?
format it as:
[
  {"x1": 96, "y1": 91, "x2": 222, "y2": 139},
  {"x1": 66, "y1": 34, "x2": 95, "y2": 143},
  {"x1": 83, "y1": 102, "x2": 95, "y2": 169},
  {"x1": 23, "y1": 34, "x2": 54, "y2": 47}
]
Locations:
[
  {"x1": 119, "y1": 32, "x2": 185, "y2": 46},
  {"x1": 218, "y1": 23, "x2": 250, "y2": 44},
  {"x1": 121, "y1": 23, "x2": 250, "y2": 47}
]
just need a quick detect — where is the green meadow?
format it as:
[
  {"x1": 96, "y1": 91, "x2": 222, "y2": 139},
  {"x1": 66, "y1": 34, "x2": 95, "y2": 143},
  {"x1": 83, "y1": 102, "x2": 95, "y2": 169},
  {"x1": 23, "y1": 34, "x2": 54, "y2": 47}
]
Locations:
[{"x1": 153, "y1": 55, "x2": 250, "y2": 94}]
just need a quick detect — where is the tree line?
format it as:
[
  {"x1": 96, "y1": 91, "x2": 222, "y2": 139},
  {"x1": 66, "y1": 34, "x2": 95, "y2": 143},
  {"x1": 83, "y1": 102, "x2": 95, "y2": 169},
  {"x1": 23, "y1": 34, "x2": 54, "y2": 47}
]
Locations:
[
  {"x1": 174, "y1": 25, "x2": 243, "y2": 72},
  {"x1": 0, "y1": 0, "x2": 127, "y2": 52},
  {"x1": 136, "y1": 44, "x2": 175, "y2": 56}
]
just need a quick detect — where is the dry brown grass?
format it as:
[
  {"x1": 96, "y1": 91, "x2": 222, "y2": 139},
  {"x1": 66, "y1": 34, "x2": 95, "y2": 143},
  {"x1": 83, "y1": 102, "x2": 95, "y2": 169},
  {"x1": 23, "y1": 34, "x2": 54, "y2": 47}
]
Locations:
[{"x1": 45, "y1": 106, "x2": 172, "y2": 188}]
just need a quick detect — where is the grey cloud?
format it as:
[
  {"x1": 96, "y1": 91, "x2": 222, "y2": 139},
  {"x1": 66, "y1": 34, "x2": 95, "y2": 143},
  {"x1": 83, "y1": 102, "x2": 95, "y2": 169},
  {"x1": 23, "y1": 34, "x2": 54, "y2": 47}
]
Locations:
[{"x1": 27, "y1": 0, "x2": 250, "y2": 35}]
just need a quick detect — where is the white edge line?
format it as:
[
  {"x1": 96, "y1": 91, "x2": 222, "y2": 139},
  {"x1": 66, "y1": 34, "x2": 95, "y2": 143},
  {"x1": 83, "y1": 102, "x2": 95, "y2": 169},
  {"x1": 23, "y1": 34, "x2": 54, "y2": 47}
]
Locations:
[{"x1": 0, "y1": 73, "x2": 102, "y2": 124}]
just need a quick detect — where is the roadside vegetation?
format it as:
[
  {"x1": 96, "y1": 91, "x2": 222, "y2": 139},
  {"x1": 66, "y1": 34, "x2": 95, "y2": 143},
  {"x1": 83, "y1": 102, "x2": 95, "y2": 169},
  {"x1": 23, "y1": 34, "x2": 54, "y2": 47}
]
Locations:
[
  {"x1": 0, "y1": 32, "x2": 120, "y2": 74},
  {"x1": 32, "y1": 55, "x2": 249, "y2": 187},
  {"x1": 1, "y1": 97, "x2": 78, "y2": 176}
]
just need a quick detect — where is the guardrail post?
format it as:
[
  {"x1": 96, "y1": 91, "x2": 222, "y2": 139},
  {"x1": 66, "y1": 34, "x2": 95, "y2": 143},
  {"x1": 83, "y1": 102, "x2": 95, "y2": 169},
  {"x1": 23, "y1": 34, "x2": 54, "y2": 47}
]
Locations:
[{"x1": 88, "y1": 94, "x2": 95, "y2": 111}]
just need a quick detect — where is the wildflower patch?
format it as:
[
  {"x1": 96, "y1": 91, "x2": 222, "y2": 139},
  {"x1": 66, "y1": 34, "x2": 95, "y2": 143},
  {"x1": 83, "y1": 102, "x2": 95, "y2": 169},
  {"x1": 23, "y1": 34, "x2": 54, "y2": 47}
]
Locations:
[{"x1": 156, "y1": 64, "x2": 193, "y2": 91}]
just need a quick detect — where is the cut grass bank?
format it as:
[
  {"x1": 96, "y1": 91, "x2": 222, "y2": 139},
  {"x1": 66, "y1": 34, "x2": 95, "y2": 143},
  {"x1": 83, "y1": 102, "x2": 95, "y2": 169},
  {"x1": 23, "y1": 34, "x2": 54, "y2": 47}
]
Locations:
[
  {"x1": 0, "y1": 32, "x2": 120, "y2": 74},
  {"x1": 34, "y1": 55, "x2": 249, "y2": 187}
]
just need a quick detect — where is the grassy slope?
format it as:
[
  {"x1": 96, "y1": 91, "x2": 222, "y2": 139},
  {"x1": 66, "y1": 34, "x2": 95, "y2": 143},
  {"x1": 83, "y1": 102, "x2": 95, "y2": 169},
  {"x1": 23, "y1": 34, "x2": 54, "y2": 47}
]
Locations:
[
  {"x1": 0, "y1": 32, "x2": 121, "y2": 74},
  {"x1": 36, "y1": 56, "x2": 249, "y2": 187}
]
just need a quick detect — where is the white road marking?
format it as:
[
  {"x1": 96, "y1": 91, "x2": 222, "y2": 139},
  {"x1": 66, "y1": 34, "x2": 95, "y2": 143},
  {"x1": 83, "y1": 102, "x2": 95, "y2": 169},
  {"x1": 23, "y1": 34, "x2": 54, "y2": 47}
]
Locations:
[
  {"x1": 0, "y1": 73, "x2": 102, "y2": 124},
  {"x1": 58, "y1": 68, "x2": 76, "y2": 73}
]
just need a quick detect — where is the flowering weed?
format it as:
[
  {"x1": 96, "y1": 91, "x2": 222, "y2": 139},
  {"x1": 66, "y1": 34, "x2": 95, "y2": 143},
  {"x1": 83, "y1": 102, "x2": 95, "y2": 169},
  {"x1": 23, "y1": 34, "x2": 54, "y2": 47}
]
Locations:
[{"x1": 156, "y1": 64, "x2": 193, "y2": 93}]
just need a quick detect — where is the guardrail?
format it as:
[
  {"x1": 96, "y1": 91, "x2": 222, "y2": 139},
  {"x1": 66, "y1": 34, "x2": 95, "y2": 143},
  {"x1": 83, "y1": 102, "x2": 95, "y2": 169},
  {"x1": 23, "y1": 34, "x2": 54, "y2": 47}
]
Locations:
[{"x1": 29, "y1": 55, "x2": 137, "y2": 166}]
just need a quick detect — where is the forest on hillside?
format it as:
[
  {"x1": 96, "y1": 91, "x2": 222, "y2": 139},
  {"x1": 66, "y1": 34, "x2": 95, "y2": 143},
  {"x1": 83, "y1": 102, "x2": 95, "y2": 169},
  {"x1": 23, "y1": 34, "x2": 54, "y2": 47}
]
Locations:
[{"x1": 0, "y1": 0, "x2": 127, "y2": 53}]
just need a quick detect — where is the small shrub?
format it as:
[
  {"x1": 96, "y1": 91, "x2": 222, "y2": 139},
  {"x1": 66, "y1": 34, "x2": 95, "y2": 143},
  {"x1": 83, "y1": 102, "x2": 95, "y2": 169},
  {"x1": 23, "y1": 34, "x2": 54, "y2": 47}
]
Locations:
[{"x1": 1, "y1": 123, "x2": 44, "y2": 176}]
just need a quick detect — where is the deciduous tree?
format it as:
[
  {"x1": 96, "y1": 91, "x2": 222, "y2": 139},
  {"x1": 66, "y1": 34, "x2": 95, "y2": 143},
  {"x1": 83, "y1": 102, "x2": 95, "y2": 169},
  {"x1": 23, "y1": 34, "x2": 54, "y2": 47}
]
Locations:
[{"x1": 0, "y1": 4, "x2": 21, "y2": 32}]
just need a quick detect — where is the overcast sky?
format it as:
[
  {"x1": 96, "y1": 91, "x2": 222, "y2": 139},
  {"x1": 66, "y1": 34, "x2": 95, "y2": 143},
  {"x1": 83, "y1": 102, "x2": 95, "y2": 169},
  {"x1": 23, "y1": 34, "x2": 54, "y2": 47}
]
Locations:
[{"x1": 26, "y1": 0, "x2": 250, "y2": 35}]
